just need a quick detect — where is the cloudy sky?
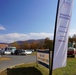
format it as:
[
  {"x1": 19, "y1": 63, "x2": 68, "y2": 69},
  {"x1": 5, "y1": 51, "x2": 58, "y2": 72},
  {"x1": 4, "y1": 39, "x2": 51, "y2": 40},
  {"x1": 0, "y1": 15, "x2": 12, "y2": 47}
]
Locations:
[{"x1": 0, "y1": 0, "x2": 76, "y2": 43}]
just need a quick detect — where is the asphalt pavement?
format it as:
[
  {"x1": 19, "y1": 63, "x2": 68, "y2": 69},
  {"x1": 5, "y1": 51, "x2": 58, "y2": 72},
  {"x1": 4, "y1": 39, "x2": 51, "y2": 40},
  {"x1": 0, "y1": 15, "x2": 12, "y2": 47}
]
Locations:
[{"x1": 0, "y1": 55, "x2": 36, "y2": 71}]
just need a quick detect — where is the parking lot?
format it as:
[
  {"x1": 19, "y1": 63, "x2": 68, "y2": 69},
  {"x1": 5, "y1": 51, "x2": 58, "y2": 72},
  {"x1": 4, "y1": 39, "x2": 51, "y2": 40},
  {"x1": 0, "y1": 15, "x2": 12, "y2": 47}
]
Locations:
[{"x1": 0, "y1": 55, "x2": 36, "y2": 71}]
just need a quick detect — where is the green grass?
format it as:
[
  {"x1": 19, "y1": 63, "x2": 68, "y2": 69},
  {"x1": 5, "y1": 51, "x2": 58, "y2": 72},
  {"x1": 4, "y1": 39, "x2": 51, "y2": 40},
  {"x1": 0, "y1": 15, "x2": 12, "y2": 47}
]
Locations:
[
  {"x1": 31, "y1": 52, "x2": 36, "y2": 55},
  {"x1": 52, "y1": 58, "x2": 76, "y2": 75},
  {"x1": 0, "y1": 58, "x2": 76, "y2": 75},
  {"x1": 0, "y1": 63, "x2": 49, "y2": 75}
]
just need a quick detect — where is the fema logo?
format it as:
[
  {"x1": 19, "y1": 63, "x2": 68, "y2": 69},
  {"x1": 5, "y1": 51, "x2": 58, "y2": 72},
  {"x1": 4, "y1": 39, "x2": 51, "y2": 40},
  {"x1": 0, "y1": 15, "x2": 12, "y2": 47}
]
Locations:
[{"x1": 63, "y1": 0, "x2": 71, "y2": 5}]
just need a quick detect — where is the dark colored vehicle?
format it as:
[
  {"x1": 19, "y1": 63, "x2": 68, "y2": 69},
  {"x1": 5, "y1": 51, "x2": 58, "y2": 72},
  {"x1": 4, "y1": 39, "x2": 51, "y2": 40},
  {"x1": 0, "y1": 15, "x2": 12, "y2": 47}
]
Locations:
[
  {"x1": 0, "y1": 49, "x2": 4, "y2": 55},
  {"x1": 14, "y1": 50, "x2": 22, "y2": 55},
  {"x1": 0, "y1": 50, "x2": 2, "y2": 56},
  {"x1": 67, "y1": 47, "x2": 76, "y2": 57}
]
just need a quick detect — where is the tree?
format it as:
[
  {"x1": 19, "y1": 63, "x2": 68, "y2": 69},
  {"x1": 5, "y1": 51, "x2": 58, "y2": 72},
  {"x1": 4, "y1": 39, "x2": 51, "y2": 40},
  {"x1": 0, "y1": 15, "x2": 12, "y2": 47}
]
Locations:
[
  {"x1": 43, "y1": 38, "x2": 53, "y2": 50},
  {"x1": 9, "y1": 42, "x2": 20, "y2": 49},
  {"x1": 22, "y1": 42, "x2": 30, "y2": 49},
  {"x1": 36, "y1": 40, "x2": 44, "y2": 49},
  {"x1": 30, "y1": 42, "x2": 38, "y2": 51}
]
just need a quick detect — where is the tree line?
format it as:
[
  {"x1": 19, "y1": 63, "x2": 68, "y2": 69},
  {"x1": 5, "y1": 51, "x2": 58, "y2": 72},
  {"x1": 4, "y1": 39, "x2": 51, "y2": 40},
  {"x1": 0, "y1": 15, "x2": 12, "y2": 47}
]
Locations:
[
  {"x1": 9, "y1": 34, "x2": 76, "y2": 51},
  {"x1": 9, "y1": 37, "x2": 53, "y2": 51}
]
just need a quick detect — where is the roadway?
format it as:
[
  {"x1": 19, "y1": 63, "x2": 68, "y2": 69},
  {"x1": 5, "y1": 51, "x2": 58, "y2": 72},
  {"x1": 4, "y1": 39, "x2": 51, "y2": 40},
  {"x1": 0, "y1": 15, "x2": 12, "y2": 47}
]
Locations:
[{"x1": 0, "y1": 55, "x2": 36, "y2": 71}]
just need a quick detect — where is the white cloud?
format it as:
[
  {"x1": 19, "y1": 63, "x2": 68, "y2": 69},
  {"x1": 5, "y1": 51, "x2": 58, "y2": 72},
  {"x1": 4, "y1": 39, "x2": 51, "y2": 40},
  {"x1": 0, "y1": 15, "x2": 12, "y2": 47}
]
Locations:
[
  {"x1": 0, "y1": 29, "x2": 75, "y2": 43},
  {"x1": 0, "y1": 25, "x2": 6, "y2": 30},
  {"x1": 0, "y1": 32, "x2": 53, "y2": 43},
  {"x1": 30, "y1": 32, "x2": 53, "y2": 39},
  {"x1": 69, "y1": 29, "x2": 76, "y2": 37}
]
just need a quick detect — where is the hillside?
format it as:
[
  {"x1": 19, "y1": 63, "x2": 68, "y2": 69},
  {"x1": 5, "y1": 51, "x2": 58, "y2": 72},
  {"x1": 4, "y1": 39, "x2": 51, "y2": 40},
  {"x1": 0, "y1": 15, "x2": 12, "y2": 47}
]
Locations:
[{"x1": 16, "y1": 39, "x2": 44, "y2": 44}]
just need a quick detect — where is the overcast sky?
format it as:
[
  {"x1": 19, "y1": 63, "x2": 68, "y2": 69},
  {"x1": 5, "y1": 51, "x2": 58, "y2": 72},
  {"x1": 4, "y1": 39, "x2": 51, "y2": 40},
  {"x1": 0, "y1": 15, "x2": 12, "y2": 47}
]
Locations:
[{"x1": 0, "y1": 0, "x2": 76, "y2": 43}]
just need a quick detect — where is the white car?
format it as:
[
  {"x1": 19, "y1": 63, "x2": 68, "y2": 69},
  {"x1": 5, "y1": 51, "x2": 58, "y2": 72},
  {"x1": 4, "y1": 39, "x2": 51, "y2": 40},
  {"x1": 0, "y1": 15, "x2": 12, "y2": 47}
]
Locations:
[
  {"x1": 21, "y1": 50, "x2": 32, "y2": 55},
  {"x1": 25, "y1": 50, "x2": 32, "y2": 55},
  {"x1": 4, "y1": 50, "x2": 11, "y2": 55}
]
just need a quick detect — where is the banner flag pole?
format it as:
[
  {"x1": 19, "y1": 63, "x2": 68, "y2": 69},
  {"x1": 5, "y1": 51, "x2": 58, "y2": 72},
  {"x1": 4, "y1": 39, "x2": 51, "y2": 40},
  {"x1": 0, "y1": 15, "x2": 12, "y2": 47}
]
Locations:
[{"x1": 49, "y1": 0, "x2": 60, "y2": 75}]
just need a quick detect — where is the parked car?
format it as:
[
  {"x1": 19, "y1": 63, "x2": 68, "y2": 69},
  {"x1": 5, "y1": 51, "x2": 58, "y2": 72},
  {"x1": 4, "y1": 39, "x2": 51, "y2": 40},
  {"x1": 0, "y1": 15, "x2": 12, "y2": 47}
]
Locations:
[
  {"x1": 0, "y1": 50, "x2": 2, "y2": 55},
  {"x1": 0, "y1": 49, "x2": 5, "y2": 55},
  {"x1": 4, "y1": 50, "x2": 11, "y2": 55},
  {"x1": 67, "y1": 47, "x2": 76, "y2": 57},
  {"x1": 21, "y1": 50, "x2": 27, "y2": 55},
  {"x1": 14, "y1": 50, "x2": 22, "y2": 55},
  {"x1": 14, "y1": 49, "x2": 33, "y2": 55},
  {"x1": 25, "y1": 50, "x2": 32, "y2": 55}
]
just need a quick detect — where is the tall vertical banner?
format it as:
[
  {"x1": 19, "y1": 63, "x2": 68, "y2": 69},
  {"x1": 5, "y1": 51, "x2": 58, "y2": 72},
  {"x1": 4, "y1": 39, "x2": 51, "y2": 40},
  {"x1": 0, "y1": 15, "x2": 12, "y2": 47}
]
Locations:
[{"x1": 53, "y1": 0, "x2": 73, "y2": 69}]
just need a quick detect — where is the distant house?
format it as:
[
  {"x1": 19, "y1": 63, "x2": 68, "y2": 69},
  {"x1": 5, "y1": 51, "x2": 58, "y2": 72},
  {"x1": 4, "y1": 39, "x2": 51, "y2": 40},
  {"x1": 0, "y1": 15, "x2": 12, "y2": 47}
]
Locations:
[{"x1": 0, "y1": 43, "x2": 8, "y2": 49}]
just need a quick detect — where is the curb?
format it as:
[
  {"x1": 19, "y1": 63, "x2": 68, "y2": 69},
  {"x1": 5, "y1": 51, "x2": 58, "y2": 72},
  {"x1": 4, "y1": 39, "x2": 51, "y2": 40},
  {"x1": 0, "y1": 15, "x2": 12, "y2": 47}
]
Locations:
[
  {"x1": 0, "y1": 63, "x2": 25, "y2": 73},
  {"x1": 0, "y1": 62, "x2": 35, "y2": 73}
]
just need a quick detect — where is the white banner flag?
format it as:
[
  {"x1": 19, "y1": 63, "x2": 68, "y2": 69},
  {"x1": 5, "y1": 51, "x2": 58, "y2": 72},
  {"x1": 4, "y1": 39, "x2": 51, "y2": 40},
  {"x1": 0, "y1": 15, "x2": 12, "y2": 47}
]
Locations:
[{"x1": 53, "y1": 0, "x2": 73, "y2": 69}]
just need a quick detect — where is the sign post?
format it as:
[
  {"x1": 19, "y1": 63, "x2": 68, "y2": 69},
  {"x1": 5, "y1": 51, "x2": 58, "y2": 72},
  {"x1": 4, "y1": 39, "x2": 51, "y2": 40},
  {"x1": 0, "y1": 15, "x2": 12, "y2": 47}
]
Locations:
[{"x1": 37, "y1": 49, "x2": 50, "y2": 75}]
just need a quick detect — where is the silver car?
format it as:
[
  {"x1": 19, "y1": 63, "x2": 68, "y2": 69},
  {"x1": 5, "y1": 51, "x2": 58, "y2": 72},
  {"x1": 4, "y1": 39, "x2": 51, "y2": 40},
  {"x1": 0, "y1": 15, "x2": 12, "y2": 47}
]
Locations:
[
  {"x1": 21, "y1": 50, "x2": 27, "y2": 55},
  {"x1": 21, "y1": 50, "x2": 32, "y2": 55}
]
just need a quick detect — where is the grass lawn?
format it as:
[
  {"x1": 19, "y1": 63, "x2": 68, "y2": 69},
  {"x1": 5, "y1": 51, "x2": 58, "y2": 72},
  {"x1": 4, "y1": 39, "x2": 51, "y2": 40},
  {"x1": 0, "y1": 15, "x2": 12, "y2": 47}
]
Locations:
[
  {"x1": 52, "y1": 58, "x2": 76, "y2": 75},
  {"x1": 0, "y1": 58, "x2": 76, "y2": 75},
  {"x1": 0, "y1": 62, "x2": 49, "y2": 75},
  {"x1": 31, "y1": 52, "x2": 36, "y2": 55}
]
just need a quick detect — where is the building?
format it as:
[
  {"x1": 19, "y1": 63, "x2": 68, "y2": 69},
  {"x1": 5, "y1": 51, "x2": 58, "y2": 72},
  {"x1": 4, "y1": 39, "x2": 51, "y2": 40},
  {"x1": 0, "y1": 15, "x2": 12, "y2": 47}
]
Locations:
[{"x1": 0, "y1": 43, "x2": 8, "y2": 49}]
